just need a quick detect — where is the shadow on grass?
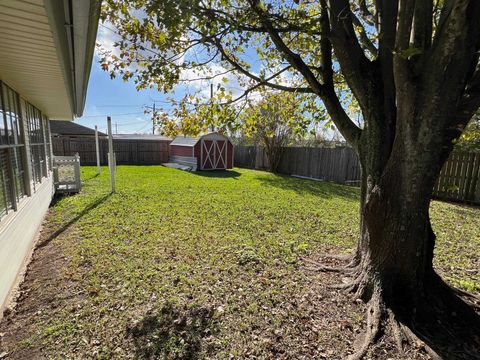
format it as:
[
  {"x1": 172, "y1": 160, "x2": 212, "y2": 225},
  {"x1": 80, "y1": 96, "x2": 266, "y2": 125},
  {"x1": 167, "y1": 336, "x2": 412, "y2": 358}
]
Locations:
[
  {"x1": 37, "y1": 193, "x2": 111, "y2": 249},
  {"x1": 127, "y1": 303, "x2": 218, "y2": 360},
  {"x1": 256, "y1": 173, "x2": 360, "y2": 200},
  {"x1": 81, "y1": 173, "x2": 100, "y2": 182},
  {"x1": 192, "y1": 170, "x2": 241, "y2": 179}
]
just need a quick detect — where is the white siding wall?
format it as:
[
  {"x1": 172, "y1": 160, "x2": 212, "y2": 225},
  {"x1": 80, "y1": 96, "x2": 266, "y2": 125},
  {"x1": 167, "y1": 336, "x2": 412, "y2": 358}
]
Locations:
[
  {"x1": 0, "y1": 90, "x2": 54, "y2": 313},
  {"x1": 0, "y1": 177, "x2": 53, "y2": 313}
]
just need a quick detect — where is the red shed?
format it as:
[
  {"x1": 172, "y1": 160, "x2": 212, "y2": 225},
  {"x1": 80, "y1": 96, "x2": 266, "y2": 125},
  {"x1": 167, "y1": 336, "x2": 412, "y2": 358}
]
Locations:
[{"x1": 169, "y1": 132, "x2": 234, "y2": 170}]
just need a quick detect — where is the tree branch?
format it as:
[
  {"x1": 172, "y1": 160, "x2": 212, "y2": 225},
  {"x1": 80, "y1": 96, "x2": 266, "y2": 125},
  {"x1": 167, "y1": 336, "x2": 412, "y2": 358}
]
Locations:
[
  {"x1": 211, "y1": 38, "x2": 313, "y2": 94},
  {"x1": 419, "y1": 1, "x2": 480, "y2": 139},
  {"x1": 220, "y1": 67, "x2": 314, "y2": 106},
  {"x1": 248, "y1": 0, "x2": 361, "y2": 146},
  {"x1": 412, "y1": 0, "x2": 433, "y2": 50},
  {"x1": 327, "y1": 0, "x2": 376, "y2": 114},
  {"x1": 358, "y1": 0, "x2": 376, "y2": 27},
  {"x1": 319, "y1": 0, "x2": 333, "y2": 87},
  {"x1": 395, "y1": 0, "x2": 416, "y2": 50},
  {"x1": 351, "y1": 11, "x2": 378, "y2": 57}
]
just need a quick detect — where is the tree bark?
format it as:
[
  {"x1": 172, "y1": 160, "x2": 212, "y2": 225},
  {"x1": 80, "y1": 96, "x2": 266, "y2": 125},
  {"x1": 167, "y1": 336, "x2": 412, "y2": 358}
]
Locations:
[
  {"x1": 352, "y1": 117, "x2": 446, "y2": 306},
  {"x1": 356, "y1": 172, "x2": 436, "y2": 308}
]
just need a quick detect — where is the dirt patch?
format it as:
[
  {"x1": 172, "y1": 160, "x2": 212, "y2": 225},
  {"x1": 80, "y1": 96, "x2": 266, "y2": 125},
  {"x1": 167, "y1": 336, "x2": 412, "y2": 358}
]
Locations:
[{"x1": 0, "y1": 208, "x2": 76, "y2": 359}]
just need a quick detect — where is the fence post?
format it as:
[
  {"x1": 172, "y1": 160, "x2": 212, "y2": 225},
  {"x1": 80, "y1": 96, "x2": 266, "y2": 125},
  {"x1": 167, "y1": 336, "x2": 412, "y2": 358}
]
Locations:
[
  {"x1": 107, "y1": 116, "x2": 115, "y2": 193},
  {"x1": 469, "y1": 153, "x2": 480, "y2": 202},
  {"x1": 74, "y1": 153, "x2": 82, "y2": 190},
  {"x1": 95, "y1": 125, "x2": 100, "y2": 175}
]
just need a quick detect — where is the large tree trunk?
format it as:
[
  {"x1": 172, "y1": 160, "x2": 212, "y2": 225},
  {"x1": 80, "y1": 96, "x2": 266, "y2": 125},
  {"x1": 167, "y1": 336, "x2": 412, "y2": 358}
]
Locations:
[
  {"x1": 355, "y1": 164, "x2": 437, "y2": 311},
  {"x1": 342, "y1": 128, "x2": 480, "y2": 359}
]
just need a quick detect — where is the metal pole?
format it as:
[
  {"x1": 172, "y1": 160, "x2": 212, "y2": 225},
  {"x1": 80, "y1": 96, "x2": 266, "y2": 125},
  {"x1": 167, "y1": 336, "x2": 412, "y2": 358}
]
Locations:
[
  {"x1": 95, "y1": 125, "x2": 100, "y2": 175},
  {"x1": 107, "y1": 116, "x2": 115, "y2": 193},
  {"x1": 152, "y1": 101, "x2": 156, "y2": 134},
  {"x1": 210, "y1": 84, "x2": 214, "y2": 132}
]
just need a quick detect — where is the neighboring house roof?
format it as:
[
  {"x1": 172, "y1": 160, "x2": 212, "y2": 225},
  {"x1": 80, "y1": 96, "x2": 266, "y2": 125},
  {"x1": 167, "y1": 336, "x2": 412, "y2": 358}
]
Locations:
[
  {"x1": 170, "y1": 132, "x2": 231, "y2": 147},
  {"x1": 112, "y1": 134, "x2": 171, "y2": 141},
  {"x1": 50, "y1": 120, "x2": 106, "y2": 136},
  {"x1": 0, "y1": 0, "x2": 101, "y2": 119}
]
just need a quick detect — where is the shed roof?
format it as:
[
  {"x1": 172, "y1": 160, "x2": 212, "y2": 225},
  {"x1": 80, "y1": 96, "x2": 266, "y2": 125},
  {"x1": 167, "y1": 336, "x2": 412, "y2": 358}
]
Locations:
[
  {"x1": 50, "y1": 120, "x2": 105, "y2": 136},
  {"x1": 170, "y1": 132, "x2": 231, "y2": 147},
  {"x1": 170, "y1": 136, "x2": 200, "y2": 147}
]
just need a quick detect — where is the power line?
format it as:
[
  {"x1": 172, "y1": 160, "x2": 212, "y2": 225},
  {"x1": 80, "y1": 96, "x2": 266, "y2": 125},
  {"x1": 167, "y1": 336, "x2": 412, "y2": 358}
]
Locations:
[
  {"x1": 94, "y1": 104, "x2": 146, "y2": 108},
  {"x1": 135, "y1": 122, "x2": 151, "y2": 133},
  {"x1": 81, "y1": 111, "x2": 146, "y2": 118},
  {"x1": 116, "y1": 120, "x2": 151, "y2": 127}
]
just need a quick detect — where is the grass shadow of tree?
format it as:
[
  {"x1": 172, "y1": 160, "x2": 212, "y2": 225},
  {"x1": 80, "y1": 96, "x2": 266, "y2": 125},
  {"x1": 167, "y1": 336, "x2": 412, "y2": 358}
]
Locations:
[
  {"x1": 38, "y1": 193, "x2": 111, "y2": 249},
  {"x1": 81, "y1": 172, "x2": 100, "y2": 182},
  {"x1": 191, "y1": 170, "x2": 241, "y2": 179},
  {"x1": 127, "y1": 303, "x2": 218, "y2": 360},
  {"x1": 256, "y1": 174, "x2": 360, "y2": 200}
]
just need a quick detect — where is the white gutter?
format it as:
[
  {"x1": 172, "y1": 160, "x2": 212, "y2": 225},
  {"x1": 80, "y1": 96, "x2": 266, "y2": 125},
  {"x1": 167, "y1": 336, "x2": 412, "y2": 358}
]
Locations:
[{"x1": 43, "y1": 0, "x2": 100, "y2": 119}]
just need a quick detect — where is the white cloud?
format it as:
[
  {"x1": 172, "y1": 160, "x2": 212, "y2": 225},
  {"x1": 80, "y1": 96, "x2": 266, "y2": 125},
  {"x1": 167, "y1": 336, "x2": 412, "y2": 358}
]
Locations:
[
  {"x1": 177, "y1": 63, "x2": 246, "y2": 99},
  {"x1": 95, "y1": 22, "x2": 262, "y2": 104},
  {"x1": 95, "y1": 23, "x2": 120, "y2": 60}
]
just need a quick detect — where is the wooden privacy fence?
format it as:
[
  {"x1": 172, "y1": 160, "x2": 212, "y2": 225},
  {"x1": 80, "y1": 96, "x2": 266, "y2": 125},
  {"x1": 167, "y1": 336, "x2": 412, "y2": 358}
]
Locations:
[
  {"x1": 234, "y1": 146, "x2": 480, "y2": 204},
  {"x1": 234, "y1": 146, "x2": 361, "y2": 185},
  {"x1": 433, "y1": 151, "x2": 480, "y2": 204},
  {"x1": 52, "y1": 137, "x2": 171, "y2": 165}
]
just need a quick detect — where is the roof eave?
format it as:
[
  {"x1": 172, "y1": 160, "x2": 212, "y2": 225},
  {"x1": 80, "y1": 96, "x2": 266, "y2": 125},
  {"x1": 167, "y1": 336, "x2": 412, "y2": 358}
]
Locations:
[
  {"x1": 44, "y1": 0, "x2": 101, "y2": 120},
  {"x1": 72, "y1": 0, "x2": 101, "y2": 118}
]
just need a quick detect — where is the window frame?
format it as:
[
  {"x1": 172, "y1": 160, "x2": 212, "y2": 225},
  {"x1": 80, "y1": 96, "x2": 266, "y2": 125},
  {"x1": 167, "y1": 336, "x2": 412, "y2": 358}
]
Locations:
[
  {"x1": 0, "y1": 81, "x2": 29, "y2": 218},
  {"x1": 26, "y1": 103, "x2": 49, "y2": 187}
]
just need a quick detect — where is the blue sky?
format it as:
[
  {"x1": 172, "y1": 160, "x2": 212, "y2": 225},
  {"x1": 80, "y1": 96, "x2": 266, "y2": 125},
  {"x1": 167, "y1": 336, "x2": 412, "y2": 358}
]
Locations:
[
  {"x1": 79, "y1": 65, "x2": 155, "y2": 134},
  {"x1": 76, "y1": 23, "x2": 255, "y2": 135},
  {"x1": 77, "y1": 56, "x2": 178, "y2": 135}
]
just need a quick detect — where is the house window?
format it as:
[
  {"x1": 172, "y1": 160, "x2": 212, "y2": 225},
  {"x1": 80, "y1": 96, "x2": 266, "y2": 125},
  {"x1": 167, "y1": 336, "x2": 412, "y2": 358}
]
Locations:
[
  {"x1": 0, "y1": 150, "x2": 13, "y2": 217},
  {"x1": 0, "y1": 82, "x2": 27, "y2": 218},
  {"x1": 26, "y1": 103, "x2": 48, "y2": 185}
]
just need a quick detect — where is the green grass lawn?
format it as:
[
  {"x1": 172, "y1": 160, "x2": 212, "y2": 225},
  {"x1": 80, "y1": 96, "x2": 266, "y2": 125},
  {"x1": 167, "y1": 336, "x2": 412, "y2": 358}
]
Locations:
[{"x1": 1, "y1": 166, "x2": 479, "y2": 359}]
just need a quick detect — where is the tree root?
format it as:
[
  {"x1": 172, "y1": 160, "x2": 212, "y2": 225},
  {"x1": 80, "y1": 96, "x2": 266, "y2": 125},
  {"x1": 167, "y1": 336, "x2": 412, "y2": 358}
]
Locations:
[
  {"x1": 301, "y1": 251, "x2": 359, "y2": 274},
  {"x1": 345, "y1": 289, "x2": 446, "y2": 360},
  {"x1": 302, "y1": 253, "x2": 480, "y2": 359},
  {"x1": 301, "y1": 258, "x2": 357, "y2": 273},
  {"x1": 452, "y1": 287, "x2": 480, "y2": 311},
  {"x1": 316, "y1": 252, "x2": 355, "y2": 261},
  {"x1": 388, "y1": 311, "x2": 441, "y2": 360},
  {"x1": 347, "y1": 291, "x2": 383, "y2": 360}
]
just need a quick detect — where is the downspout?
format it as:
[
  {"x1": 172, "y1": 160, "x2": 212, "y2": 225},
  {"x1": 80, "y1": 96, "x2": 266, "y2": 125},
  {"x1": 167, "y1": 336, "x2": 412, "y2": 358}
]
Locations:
[{"x1": 63, "y1": 0, "x2": 77, "y2": 116}]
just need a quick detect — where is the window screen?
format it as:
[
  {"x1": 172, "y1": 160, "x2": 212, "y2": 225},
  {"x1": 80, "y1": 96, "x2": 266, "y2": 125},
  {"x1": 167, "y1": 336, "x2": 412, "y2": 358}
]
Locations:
[{"x1": 0, "y1": 81, "x2": 28, "y2": 219}]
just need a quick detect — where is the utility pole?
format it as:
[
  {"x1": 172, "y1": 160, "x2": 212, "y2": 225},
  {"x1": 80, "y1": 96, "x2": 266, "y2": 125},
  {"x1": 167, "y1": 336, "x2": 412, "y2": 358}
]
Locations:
[
  {"x1": 210, "y1": 84, "x2": 214, "y2": 132},
  {"x1": 115, "y1": 122, "x2": 118, "y2": 134},
  {"x1": 152, "y1": 101, "x2": 156, "y2": 135}
]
